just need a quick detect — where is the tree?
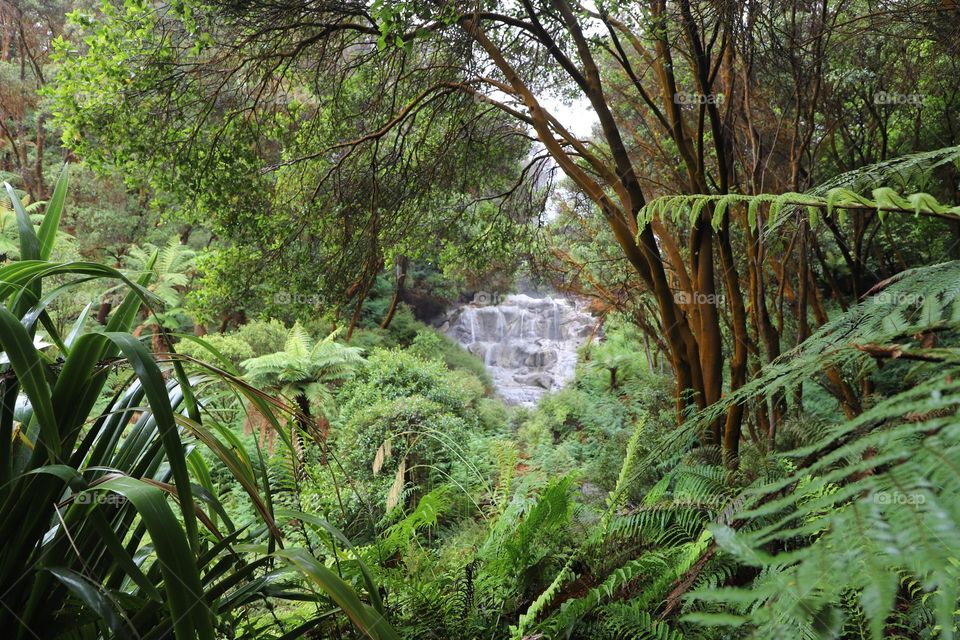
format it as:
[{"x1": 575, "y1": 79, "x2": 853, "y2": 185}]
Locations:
[
  {"x1": 51, "y1": 0, "x2": 543, "y2": 329},
  {"x1": 51, "y1": 0, "x2": 960, "y2": 463},
  {"x1": 242, "y1": 323, "x2": 364, "y2": 451}
]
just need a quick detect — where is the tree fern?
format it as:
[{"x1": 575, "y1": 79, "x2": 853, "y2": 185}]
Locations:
[
  {"x1": 242, "y1": 323, "x2": 364, "y2": 427},
  {"x1": 636, "y1": 145, "x2": 960, "y2": 233},
  {"x1": 673, "y1": 261, "x2": 960, "y2": 639}
]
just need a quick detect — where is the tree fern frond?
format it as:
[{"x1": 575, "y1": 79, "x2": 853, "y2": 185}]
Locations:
[{"x1": 687, "y1": 365, "x2": 960, "y2": 639}]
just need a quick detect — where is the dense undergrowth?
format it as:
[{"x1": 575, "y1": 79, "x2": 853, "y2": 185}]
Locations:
[
  {"x1": 3, "y1": 166, "x2": 960, "y2": 639},
  {"x1": 5, "y1": 0, "x2": 960, "y2": 636}
]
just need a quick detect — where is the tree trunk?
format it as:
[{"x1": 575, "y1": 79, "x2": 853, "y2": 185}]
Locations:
[
  {"x1": 380, "y1": 256, "x2": 408, "y2": 329},
  {"x1": 33, "y1": 113, "x2": 44, "y2": 200},
  {"x1": 96, "y1": 301, "x2": 112, "y2": 325}
]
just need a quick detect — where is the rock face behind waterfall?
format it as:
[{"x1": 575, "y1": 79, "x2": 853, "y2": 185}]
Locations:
[{"x1": 442, "y1": 294, "x2": 596, "y2": 405}]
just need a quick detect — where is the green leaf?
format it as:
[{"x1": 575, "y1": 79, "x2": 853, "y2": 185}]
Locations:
[
  {"x1": 0, "y1": 307, "x2": 59, "y2": 459},
  {"x1": 93, "y1": 476, "x2": 214, "y2": 640},
  {"x1": 64, "y1": 302, "x2": 93, "y2": 349},
  {"x1": 46, "y1": 566, "x2": 129, "y2": 638},
  {"x1": 748, "y1": 198, "x2": 760, "y2": 230},
  {"x1": 38, "y1": 165, "x2": 69, "y2": 260},
  {"x1": 4, "y1": 181, "x2": 41, "y2": 261},
  {"x1": 859, "y1": 564, "x2": 896, "y2": 640},
  {"x1": 682, "y1": 612, "x2": 749, "y2": 627},
  {"x1": 277, "y1": 509, "x2": 385, "y2": 615},
  {"x1": 105, "y1": 332, "x2": 199, "y2": 551},
  {"x1": 278, "y1": 548, "x2": 400, "y2": 640}
]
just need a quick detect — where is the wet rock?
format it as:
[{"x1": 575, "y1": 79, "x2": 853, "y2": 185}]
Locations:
[{"x1": 513, "y1": 372, "x2": 554, "y2": 389}]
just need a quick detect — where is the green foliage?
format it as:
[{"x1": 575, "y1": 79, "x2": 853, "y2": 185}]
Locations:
[
  {"x1": 380, "y1": 486, "x2": 455, "y2": 555},
  {"x1": 587, "y1": 602, "x2": 686, "y2": 640},
  {"x1": 0, "y1": 180, "x2": 397, "y2": 639},
  {"x1": 50, "y1": 0, "x2": 536, "y2": 323},
  {"x1": 25, "y1": 6, "x2": 960, "y2": 638},
  {"x1": 517, "y1": 321, "x2": 673, "y2": 494},
  {"x1": 177, "y1": 318, "x2": 291, "y2": 368},
  {"x1": 242, "y1": 323, "x2": 364, "y2": 416},
  {"x1": 410, "y1": 327, "x2": 494, "y2": 391},
  {"x1": 235, "y1": 318, "x2": 289, "y2": 356},
  {"x1": 691, "y1": 259, "x2": 960, "y2": 432},
  {"x1": 335, "y1": 348, "x2": 482, "y2": 519},
  {"x1": 639, "y1": 181, "x2": 960, "y2": 234},
  {"x1": 118, "y1": 236, "x2": 196, "y2": 329},
  {"x1": 176, "y1": 331, "x2": 255, "y2": 366},
  {"x1": 663, "y1": 263, "x2": 960, "y2": 639}
]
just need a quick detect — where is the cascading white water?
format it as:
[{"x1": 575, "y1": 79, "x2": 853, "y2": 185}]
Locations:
[{"x1": 442, "y1": 294, "x2": 596, "y2": 406}]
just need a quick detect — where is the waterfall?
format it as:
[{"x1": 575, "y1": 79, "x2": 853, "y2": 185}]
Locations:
[
  {"x1": 552, "y1": 301, "x2": 561, "y2": 340},
  {"x1": 443, "y1": 294, "x2": 596, "y2": 406}
]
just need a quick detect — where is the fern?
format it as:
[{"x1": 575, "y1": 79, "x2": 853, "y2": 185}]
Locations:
[
  {"x1": 380, "y1": 486, "x2": 453, "y2": 554},
  {"x1": 688, "y1": 372, "x2": 960, "y2": 638},
  {"x1": 591, "y1": 601, "x2": 686, "y2": 640},
  {"x1": 674, "y1": 260, "x2": 960, "y2": 639},
  {"x1": 538, "y1": 552, "x2": 673, "y2": 637},
  {"x1": 635, "y1": 145, "x2": 960, "y2": 233},
  {"x1": 242, "y1": 323, "x2": 364, "y2": 416},
  {"x1": 511, "y1": 559, "x2": 576, "y2": 638},
  {"x1": 687, "y1": 260, "x2": 960, "y2": 432}
]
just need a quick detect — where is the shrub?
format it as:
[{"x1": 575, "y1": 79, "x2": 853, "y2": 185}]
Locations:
[
  {"x1": 334, "y1": 348, "x2": 483, "y2": 522},
  {"x1": 410, "y1": 327, "x2": 494, "y2": 391},
  {"x1": 235, "y1": 317, "x2": 289, "y2": 355}
]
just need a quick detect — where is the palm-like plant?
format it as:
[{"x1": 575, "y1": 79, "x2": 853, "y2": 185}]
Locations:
[
  {"x1": 125, "y1": 236, "x2": 196, "y2": 308},
  {"x1": 242, "y1": 323, "x2": 364, "y2": 451},
  {"x1": 120, "y1": 237, "x2": 197, "y2": 351},
  {"x1": 0, "y1": 169, "x2": 398, "y2": 640}
]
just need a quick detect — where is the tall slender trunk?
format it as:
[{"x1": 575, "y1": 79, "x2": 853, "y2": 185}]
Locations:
[
  {"x1": 33, "y1": 113, "x2": 44, "y2": 200},
  {"x1": 380, "y1": 256, "x2": 408, "y2": 329},
  {"x1": 718, "y1": 221, "x2": 748, "y2": 464},
  {"x1": 793, "y1": 220, "x2": 811, "y2": 415},
  {"x1": 692, "y1": 221, "x2": 724, "y2": 445}
]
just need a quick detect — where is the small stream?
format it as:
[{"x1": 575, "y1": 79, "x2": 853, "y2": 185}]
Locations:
[{"x1": 442, "y1": 294, "x2": 596, "y2": 406}]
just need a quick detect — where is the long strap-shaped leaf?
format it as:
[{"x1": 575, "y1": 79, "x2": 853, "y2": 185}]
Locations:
[
  {"x1": 37, "y1": 165, "x2": 69, "y2": 261},
  {"x1": 277, "y1": 508, "x2": 385, "y2": 615},
  {"x1": 106, "y1": 332, "x2": 200, "y2": 552},
  {"x1": 3, "y1": 182, "x2": 42, "y2": 317},
  {"x1": 46, "y1": 566, "x2": 130, "y2": 639},
  {"x1": 3, "y1": 182, "x2": 39, "y2": 260},
  {"x1": 93, "y1": 476, "x2": 213, "y2": 640},
  {"x1": 277, "y1": 548, "x2": 400, "y2": 640},
  {"x1": 0, "y1": 307, "x2": 59, "y2": 459}
]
